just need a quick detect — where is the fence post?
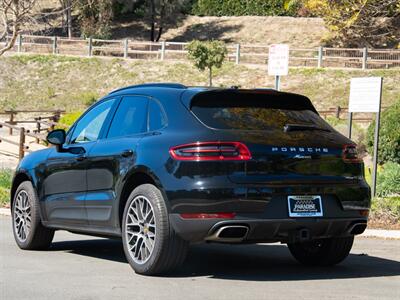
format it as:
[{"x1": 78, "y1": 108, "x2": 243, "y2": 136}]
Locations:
[
  {"x1": 318, "y1": 46, "x2": 323, "y2": 68},
  {"x1": 362, "y1": 47, "x2": 368, "y2": 70},
  {"x1": 235, "y1": 43, "x2": 240, "y2": 65},
  {"x1": 19, "y1": 127, "x2": 25, "y2": 160},
  {"x1": 160, "y1": 41, "x2": 166, "y2": 60},
  {"x1": 8, "y1": 110, "x2": 15, "y2": 135},
  {"x1": 35, "y1": 118, "x2": 41, "y2": 143},
  {"x1": 335, "y1": 106, "x2": 341, "y2": 119},
  {"x1": 88, "y1": 37, "x2": 93, "y2": 57},
  {"x1": 53, "y1": 110, "x2": 61, "y2": 123},
  {"x1": 17, "y1": 34, "x2": 22, "y2": 53},
  {"x1": 52, "y1": 36, "x2": 58, "y2": 54},
  {"x1": 124, "y1": 39, "x2": 128, "y2": 59}
]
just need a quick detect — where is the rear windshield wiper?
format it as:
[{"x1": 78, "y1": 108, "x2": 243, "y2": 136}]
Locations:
[{"x1": 284, "y1": 124, "x2": 330, "y2": 132}]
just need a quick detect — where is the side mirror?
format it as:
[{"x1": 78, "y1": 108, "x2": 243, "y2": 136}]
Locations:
[{"x1": 46, "y1": 129, "x2": 66, "y2": 151}]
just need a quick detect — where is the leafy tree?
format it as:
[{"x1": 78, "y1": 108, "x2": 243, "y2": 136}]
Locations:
[
  {"x1": 187, "y1": 40, "x2": 227, "y2": 86},
  {"x1": 0, "y1": 0, "x2": 38, "y2": 56},
  {"x1": 366, "y1": 100, "x2": 400, "y2": 164},
  {"x1": 76, "y1": 0, "x2": 114, "y2": 38},
  {"x1": 304, "y1": 0, "x2": 400, "y2": 48}
]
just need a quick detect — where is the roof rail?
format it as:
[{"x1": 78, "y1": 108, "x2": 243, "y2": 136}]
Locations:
[{"x1": 109, "y1": 83, "x2": 187, "y2": 94}]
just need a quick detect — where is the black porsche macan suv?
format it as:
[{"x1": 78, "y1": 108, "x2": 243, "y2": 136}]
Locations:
[{"x1": 11, "y1": 83, "x2": 371, "y2": 275}]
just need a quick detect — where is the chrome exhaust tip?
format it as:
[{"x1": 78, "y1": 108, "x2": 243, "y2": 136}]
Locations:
[
  {"x1": 348, "y1": 222, "x2": 367, "y2": 235},
  {"x1": 206, "y1": 225, "x2": 249, "y2": 242}
]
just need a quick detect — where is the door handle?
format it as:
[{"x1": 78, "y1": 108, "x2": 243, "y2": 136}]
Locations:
[
  {"x1": 76, "y1": 155, "x2": 87, "y2": 161},
  {"x1": 121, "y1": 149, "x2": 134, "y2": 157}
]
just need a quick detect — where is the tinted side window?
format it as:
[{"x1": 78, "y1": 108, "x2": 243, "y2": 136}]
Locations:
[
  {"x1": 71, "y1": 99, "x2": 115, "y2": 144},
  {"x1": 107, "y1": 96, "x2": 148, "y2": 138},
  {"x1": 149, "y1": 99, "x2": 167, "y2": 131}
]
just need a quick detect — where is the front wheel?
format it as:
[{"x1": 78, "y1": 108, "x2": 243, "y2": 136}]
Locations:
[
  {"x1": 287, "y1": 236, "x2": 354, "y2": 266},
  {"x1": 122, "y1": 184, "x2": 188, "y2": 275},
  {"x1": 12, "y1": 181, "x2": 54, "y2": 250}
]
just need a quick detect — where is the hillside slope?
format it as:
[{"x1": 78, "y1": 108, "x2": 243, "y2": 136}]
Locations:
[
  {"x1": 1, "y1": 54, "x2": 399, "y2": 112},
  {"x1": 24, "y1": 0, "x2": 327, "y2": 46},
  {"x1": 112, "y1": 15, "x2": 327, "y2": 46}
]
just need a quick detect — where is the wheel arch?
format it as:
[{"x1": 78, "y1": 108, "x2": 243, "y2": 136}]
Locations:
[
  {"x1": 10, "y1": 171, "x2": 34, "y2": 208},
  {"x1": 117, "y1": 167, "x2": 167, "y2": 229}
]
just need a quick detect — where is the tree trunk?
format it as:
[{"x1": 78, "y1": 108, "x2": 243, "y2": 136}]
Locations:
[
  {"x1": 0, "y1": 24, "x2": 19, "y2": 56},
  {"x1": 208, "y1": 67, "x2": 212, "y2": 87},
  {"x1": 67, "y1": 0, "x2": 72, "y2": 38},
  {"x1": 155, "y1": 27, "x2": 163, "y2": 42},
  {"x1": 149, "y1": 0, "x2": 156, "y2": 41},
  {"x1": 155, "y1": 1, "x2": 165, "y2": 42}
]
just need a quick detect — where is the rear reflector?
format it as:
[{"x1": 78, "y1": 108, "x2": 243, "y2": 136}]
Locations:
[
  {"x1": 169, "y1": 142, "x2": 251, "y2": 161},
  {"x1": 342, "y1": 144, "x2": 361, "y2": 163},
  {"x1": 180, "y1": 213, "x2": 236, "y2": 219}
]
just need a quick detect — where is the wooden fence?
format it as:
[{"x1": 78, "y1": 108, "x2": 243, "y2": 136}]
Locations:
[
  {"x1": 0, "y1": 109, "x2": 65, "y2": 159},
  {"x1": 1, "y1": 34, "x2": 400, "y2": 69}
]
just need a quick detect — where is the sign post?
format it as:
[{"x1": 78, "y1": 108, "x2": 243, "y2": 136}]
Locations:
[
  {"x1": 268, "y1": 44, "x2": 289, "y2": 91},
  {"x1": 348, "y1": 77, "x2": 383, "y2": 197}
]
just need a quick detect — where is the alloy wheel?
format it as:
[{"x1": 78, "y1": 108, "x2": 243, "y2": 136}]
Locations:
[
  {"x1": 13, "y1": 190, "x2": 32, "y2": 242},
  {"x1": 125, "y1": 195, "x2": 156, "y2": 264}
]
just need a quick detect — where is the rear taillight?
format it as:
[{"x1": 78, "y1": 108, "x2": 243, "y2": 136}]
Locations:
[
  {"x1": 342, "y1": 144, "x2": 361, "y2": 163},
  {"x1": 169, "y1": 142, "x2": 252, "y2": 161}
]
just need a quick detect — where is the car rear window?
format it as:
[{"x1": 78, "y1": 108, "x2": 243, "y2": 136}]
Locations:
[{"x1": 190, "y1": 91, "x2": 330, "y2": 131}]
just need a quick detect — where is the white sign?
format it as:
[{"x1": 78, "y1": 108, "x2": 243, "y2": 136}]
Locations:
[
  {"x1": 268, "y1": 44, "x2": 289, "y2": 76},
  {"x1": 349, "y1": 77, "x2": 382, "y2": 112}
]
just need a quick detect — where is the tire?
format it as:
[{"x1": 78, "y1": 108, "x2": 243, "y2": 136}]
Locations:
[
  {"x1": 287, "y1": 236, "x2": 354, "y2": 266},
  {"x1": 121, "y1": 184, "x2": 188, "y2": 275},
  {"x1": 12, "y1": 181, "x2": 54, "y2": 250}
]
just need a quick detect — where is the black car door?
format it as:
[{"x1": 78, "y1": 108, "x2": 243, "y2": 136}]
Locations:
[
  {"x1": 84, "y1": 95, "x2": 149, "y2": 229},
  {"x1": 43, "y1": 99, "x2": 116, "y2": 225}
]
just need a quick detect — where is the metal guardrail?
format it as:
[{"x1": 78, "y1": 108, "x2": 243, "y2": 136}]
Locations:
[{"x1": 1, "y1": 34, "x2": 399, "y2": 69}]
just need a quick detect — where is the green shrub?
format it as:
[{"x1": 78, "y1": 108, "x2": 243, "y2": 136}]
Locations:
[
  {"x1": 0, "y1": 169, "x2": 12, "y2": 207},
  {"x1": 366, "y1": 100, "x2": 400, "y2": 164},
  {"x1": 376, "y1": 162, "x2": 400, "y2": 197},
  {"x1": 80, "y1": 92, "x2": 99, "y2": 107},
  {"x1": 371, "y1": 196, "x2": 400, "y2": 223},
  {"x1": 192, "y1": 0, "x2": 298, "y2": 16},
  {"x1": 58, "y1": 111, "x2": 83, "y2": 129}
]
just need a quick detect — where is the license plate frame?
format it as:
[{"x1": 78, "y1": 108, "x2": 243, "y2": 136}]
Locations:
[{"x1": 287, "y1": 195, "x2": 323, "y2": 217}]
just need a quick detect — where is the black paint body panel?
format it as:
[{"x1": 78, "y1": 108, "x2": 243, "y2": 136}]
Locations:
[{"x1": 12, "y1": 85, "x2": 371, "y2": 242}]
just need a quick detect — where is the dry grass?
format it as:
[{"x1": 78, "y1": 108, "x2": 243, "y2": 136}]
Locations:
[
  {"x1": 113, "y1": 15, "x2": 327, "y2": 46},
  {"x1": 1, "y1": 54, "x2": 398, "y2": 113}
]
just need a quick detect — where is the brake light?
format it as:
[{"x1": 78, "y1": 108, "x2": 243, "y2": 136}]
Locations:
[
  {"x1": 342, "y1": 144, "x2": 361, "y2": 163},
  {"x1": 180, "y1": 213, "x2": 236, "y2": 219},
  {"x1": 169, "y1": 142, "x2": 252, "y2": 161}
]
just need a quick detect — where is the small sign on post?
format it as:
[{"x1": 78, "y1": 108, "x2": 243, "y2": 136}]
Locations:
[
  {"x1": 348, "y1": 77, "x2": 383, "y2": 198},
  {"x1": 268, "y1": 44, "x2": 289, "y2": 91}
]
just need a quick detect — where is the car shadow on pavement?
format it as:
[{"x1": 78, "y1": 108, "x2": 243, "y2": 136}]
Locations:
[{"x1": 50, "y1": 238, "x2": 400, "y2": 281}]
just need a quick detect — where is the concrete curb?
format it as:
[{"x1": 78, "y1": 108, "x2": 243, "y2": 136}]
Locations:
[
  {"x1": 0, "y1": 207, "x2": 399, "y2": 239},
  {"x1": 361, "y1": 229, "x2": 400, "y2": 240},
  {"x1": 0, "y1": 208, "x2": 10, "y2": 216}
]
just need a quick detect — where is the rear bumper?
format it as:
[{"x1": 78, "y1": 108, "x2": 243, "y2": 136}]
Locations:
[{"x1": 170, "y1": 214, "x2": 368, "y2": 243}]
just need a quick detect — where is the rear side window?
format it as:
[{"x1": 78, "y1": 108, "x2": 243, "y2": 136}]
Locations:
[
  {"x1": 191, "y1": 92, "x2": 329, "y2": 131},
  {"x1": 107, "y1": 96, "x2": 148, "y2": 138},
  {"x1": 148, "y1": 99, "x2": 167, "y2": 131}
]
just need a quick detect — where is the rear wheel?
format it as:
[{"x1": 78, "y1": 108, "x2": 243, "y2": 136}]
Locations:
[
  {"x1": 287, "y1": 236, "x2": 354, "y2": 266},
  {"x1": 12, "y1": 181, "x2": 54, "y2": 250},
  {"x1": 122, "y1": 184, "x2": 188, "y2": 275}
]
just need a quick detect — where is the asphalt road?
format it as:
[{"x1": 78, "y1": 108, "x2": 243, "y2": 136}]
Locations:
[{"x1": 1, "y1": 215, "x2": 399, "y2": 300}]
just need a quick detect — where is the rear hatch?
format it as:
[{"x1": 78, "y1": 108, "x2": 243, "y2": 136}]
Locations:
[{"x1": 186, "y1": 89, "x2": 364, "y2": 184}]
